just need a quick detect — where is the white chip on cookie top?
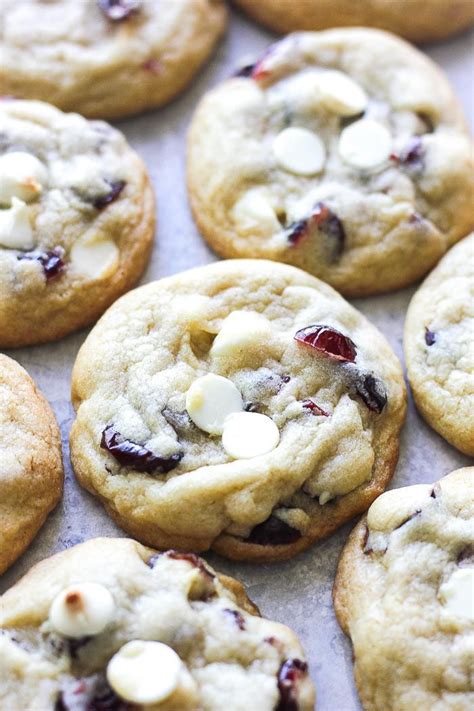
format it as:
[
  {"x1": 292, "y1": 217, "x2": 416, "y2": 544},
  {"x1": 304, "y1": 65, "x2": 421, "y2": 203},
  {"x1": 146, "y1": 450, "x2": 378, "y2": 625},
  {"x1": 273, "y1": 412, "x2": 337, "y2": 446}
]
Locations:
[
  {"x1": 0, "y1": 151, "x2": 47, "y2": 206},
  {"x1": 222, "y1": 411, "x2": 280, "y2": 459},
  {"x1": 107, "y1": 640, "x2": 183, "y2": 705},
  {"x1": 272, "y1": 126, "x2": 326, "y2": 176},
  {"x1": 210, "y1": 311, "x2": 272, "y2": 359},
  {"x1": 70, "y1": 236, "x2": 119, "y2": 280},
  {"x1": 338, "y1": 119, "x2": 392, "y2": 170},
  {"x1": 49, "y1": 582, "x2": 115, "y2": 638},
  {"x1": 186, "y1": 373, "x2": 243, "y2": 435},
  {"x1": 315, "y1": 70, "x2": 368, "y2": 117},
  {"x1": 232, "y1": 188, "x2": 281, "y2": 235},
  {"x1": 0, "y1": 197, "x2": 34, "y2": 250},
  {"x1": 439, "y1": 568, "x2": 474, "y2": 622}
]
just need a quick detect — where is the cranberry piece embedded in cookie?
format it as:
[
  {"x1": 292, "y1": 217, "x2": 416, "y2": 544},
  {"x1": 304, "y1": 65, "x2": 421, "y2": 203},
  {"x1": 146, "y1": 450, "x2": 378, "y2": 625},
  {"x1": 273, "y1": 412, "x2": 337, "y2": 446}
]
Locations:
[
  {"x1": 224, "y1": 608, "x2": 246, "y2": 630},
  {"x1": 97, "y1": 0, "x2": 140, "y2": 22},
  {"x1": 391, "y1": 136, "x2": 425, "y2": 171},
  {"x1": 424, "y1": 328, "x2": 436, "y2": 346},
  {"x1": 92, "y1": 181, "x2": 126, "y2": 210},
  {"x1": 18, "y1": 247, "x2": 65, "y2": 281},
  {"x1": 276, "y1": 658, "x2": 308, "y2": 711},
  {"x1": 246, "y1": 516, "x2": 302, "y2": 546},
  {"x1": 100, "y1": 425, "x2": 183, "y2": 473},
  {"x1": 287, "y1": 202, "x2": 345, "y2": 259},
  {"x1": 147, "y1": 550, "x2": 216, "y2": 581},
  {"x1": 352, "y1": 373, "x2": 387, "y2": 413},
  {"x1": 302, "y1": 399, "x2": 329, "y2": 417},
  {"x1": 56, "y1": 675, "x2": 129, "y2": 711},
  {"x1": 295, "y1": 325, "x2": 357, "y2": 363}
]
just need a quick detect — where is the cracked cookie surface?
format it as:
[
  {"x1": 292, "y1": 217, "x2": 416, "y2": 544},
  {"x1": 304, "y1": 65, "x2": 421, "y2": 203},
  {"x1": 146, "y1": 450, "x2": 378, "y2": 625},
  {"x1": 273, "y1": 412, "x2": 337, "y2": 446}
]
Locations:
[
  {"x1": 0, "y1": 99, "x2": 155, "y2": 348},
  {"x1": 334, "y1": 468, "x2": 474, "y2": 711},
  {"x1": 187, "y1": 29, "x2": 474, "y2": 297},
  {"x1": 233, "y1": 0, "x2": 474, "y2": 44},
  {"x1": 70, "y1": 259, "x2": 406, "y2": 562},
  {"x1": 0, "y1": 354, "x2": 63, "y2": 575},
  {"x1": 0, "y1": 537, "x2": 315, "y2": 711},
  {"x1": 404, "y1": 233, "x2": 474, "y2": 455},
  {"x1": 0, "y1": 0, "x2": 227, "y2": 119}
]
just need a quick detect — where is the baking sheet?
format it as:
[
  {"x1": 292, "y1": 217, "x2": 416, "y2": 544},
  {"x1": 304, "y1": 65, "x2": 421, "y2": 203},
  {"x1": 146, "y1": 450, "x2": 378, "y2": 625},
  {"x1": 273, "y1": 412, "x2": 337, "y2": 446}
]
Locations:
[{"x1": 1, "y1": 10, "x2": 473, "y2": 710}]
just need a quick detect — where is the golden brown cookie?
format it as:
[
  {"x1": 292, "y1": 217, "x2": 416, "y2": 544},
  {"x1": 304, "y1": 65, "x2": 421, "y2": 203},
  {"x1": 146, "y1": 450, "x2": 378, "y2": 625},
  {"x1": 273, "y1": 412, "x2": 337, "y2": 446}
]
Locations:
[{"x1": 0, "y1": 354, "x2": 63, "y2": 575}]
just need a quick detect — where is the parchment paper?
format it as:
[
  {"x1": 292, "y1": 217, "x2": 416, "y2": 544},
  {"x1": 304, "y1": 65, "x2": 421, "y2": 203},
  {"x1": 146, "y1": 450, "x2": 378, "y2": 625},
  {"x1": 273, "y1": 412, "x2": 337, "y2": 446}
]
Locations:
[{"x1": 1, "y1": 10, "x2": 473, "y2": 710}]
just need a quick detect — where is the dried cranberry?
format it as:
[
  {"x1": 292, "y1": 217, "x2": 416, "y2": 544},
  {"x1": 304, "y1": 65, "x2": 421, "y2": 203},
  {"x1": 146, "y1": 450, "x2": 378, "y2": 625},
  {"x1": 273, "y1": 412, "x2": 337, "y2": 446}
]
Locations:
[
  {"x1": 92, "y1": 181, "x2": 126, "y2": 210},
  {"x1": 56, "y1": 675, "x2": 129, "y2": 711},
  {"x1": 281, "y1": 375, "x2": 291, "y2": 384},
  {"x1": 224, "y1": 609, "x2": 246, "y2": 630},
  {"x1": 97, "y1": 0, "x2": 140, "y2": 22},
  {"x1": 353, "y1": 373, "x2": 387, "y2": 413},
  {"x1": 142, "y1": 58, "x2": 161, "y2": 74},
  {"x1": 101, "y1": 425, "x2": 183, "y2": 473},
  {"x1": 424, "y1": 328, "x2": 436, "y2": 346},
  {"x1": 287, "y1": 202, "x2": 345, "y2": 259},
  {"x1": 246, "y1": 516, "x2": 302, "y2": 546},
  {"x1": 302, "y1": 399, "x2": 329, "y2": 417},
  {"x1": 276, "y1": 659, "x2": 308, "y2": 711},
  {"x1": 295, "y1": 325, "x2": 357, "y2": 363},
  {"x1": 147, "y1": 550, "x2": 215, "y2": 581},
  {"x1": 18, "y1": 247, "x2": 65, "y2": 281},
  {"x1": 391, "y1": 136, "x2": 424, "y2": 171}
]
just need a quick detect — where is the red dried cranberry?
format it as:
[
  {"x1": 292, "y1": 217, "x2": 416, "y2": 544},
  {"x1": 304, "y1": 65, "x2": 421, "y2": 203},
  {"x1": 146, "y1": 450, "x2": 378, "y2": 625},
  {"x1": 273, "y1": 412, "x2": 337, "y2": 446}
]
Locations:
[
  {"x1": 287, "y1": 202, "x2": 345, "y2": 259},
  {"x1": 294, "y1": 325, "x2": 357, "y2": 363},
  {"x1": 424, "y1": 328, "x2": 436, "y2": 346},
  {"x1": 302, "y1": 399, "x2": 329, "y2": 417},
  {"x1": 97, "y1": 0, "x2": 140, "y2": 22},
  {"x1": 18, "y1": 247, "x2": 65, "y2": 281},
  {"x1": 224, "y1": 609, "x2": 246, "y2": 630},
  {"x1": 391, "y1": 136, "x2": 424, "y2": 170},
  {"x1": 101, "y1": 425, "x2": 183, "y2": 473},
  {"x1": 353, "y1": 373, "x2": 387, "y2": 413},
  {"x1": 142, "y1": 58, "x2": 161, "y2": 74},
  {"x1": 55, "y1": 675, "x2": 129, "y2": 711},
  {"x1": 93, "y1": 181, "x2": 126, "y2": 210},
  {"x1": 276, "y1": 659, "x2": 308, "y2": 711},
  {"x1": 147, "y1": 550, "x2": 215, "y2": 581},
  {"x1": 246, "y1": 516, "x2": 302, "y2": 546}
]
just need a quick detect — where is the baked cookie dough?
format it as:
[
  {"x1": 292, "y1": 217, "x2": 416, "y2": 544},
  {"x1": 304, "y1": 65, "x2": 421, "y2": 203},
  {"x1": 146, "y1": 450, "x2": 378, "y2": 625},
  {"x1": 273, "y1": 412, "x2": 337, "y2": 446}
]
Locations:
[
  {"x1": 70, "y1": 259, "x2": 406, "y2": 562},
  {"x1": 0, "y1": 354, "x2": 63, "y2": 575},
  {"x1": 0, "y1": 537, "x2": 316, "y2": 710},
  {"x1": 404, "y1": 233, "x2": 474, "y2": 456},
  {"x1": 334, "y1": 468, "x2": 474, "y2": 711},
  {"x1": 0, "y1": 99, "x2": 155, "y2": 348},
  {"x1": 0, "y1": 0, "x2": 227, "y2": 120},
  {"x1": 233, "y1": 0, "x2": 474, "y2": 44},
  {"x1": 187, "y1": 29, "x2": 474, "y2": 297}
]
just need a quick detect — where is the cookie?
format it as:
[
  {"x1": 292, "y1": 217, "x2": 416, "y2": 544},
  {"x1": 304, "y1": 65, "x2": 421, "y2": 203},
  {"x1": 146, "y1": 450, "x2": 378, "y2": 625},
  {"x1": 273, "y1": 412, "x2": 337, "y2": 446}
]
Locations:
[
  {"x1": 334, "y1": 468, "x2": 474, "y2": 711},
  {"x1": 233, "y1": 0, "x2": 474, "y2": 44},
  {"x1": 0, "y1": 537, "x2": 316, "y2": 710},
  {"x1": 0, "y1": 99, "x2": 155, "y2": 348},
  {"x1": 70, "y1": 259, "x2": 406, "y2": 562},
  {"x1": 0, "y1": 0, "x2": 227, "y2": 120},
  {"x1": 187, "y1": 29, "x2": 474, "y2": 297},
  {"x1": 0, "y1": 354, "x2": 63, "y2": 575},
  {"x1": 404, "y1": 233, "x2": 474, "y2": 456}
]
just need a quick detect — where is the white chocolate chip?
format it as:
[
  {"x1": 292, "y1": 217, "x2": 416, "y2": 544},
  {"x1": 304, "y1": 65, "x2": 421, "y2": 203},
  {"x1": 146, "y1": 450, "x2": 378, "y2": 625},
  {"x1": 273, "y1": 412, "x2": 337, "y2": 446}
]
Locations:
[
  {"x1": 186, "y1": 374, "x2": 243, "y2": 435},
  {"x1": 367, "y1": 484, "x2": 433, "y2": 532},
  {"x1": 272, "y1": 127, "x2": 326, "y2": 176},
  {"x1": 107, "y1": 640, "x2": 183, "y2": 705},
  {"x1": 339, "y1": 119, "x2": 392, "y2": 170},
  {"x1": 70, "y1": 236, "x2": 119, "y2": 279},
  {"x1": 315, "y1": 70, "x2": 368, "y2": 117},
  {"x1": 49, "y1": 582, "x2": 115, "y2": 638},
  {"x1": 439, "y1": 568, "x2": 474, "y2": 622},
  {"x1": 0, "y1": 152, "x2": 47, "y2": 206},
  {"x1": 222, "y1": 411, "x2": 280, "y2": 459},
  {"x1": 210, "y1": 311, "x2": 272, "y2": 359},
  {"x1": 232, "y1": 188, "x2": 280, "y2": 235},
  {"x1": 0, "y1": 197, "x2": 34, "y2": 250}
]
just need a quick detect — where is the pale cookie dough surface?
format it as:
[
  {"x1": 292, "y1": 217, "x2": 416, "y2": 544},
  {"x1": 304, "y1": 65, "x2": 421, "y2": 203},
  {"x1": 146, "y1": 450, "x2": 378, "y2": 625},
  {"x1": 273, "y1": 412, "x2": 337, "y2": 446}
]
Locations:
[
  {"x1": 0, "y1": 537, "x2": 315, "y2": 711},
  {"x1": 404, "y1": 233, "x2": 474, "y2": 456},
  {"x1": 334, "y1": 468, "x2": 474, "y2": 711},
  {"x1": 70, "y1": 260, "x2": 406, "y2": 562},
  {"x1": 233, "y1": 0, "x2": 474, "y2": 44},
  {"x1": 187, "y1": 29, "x2": 474, "y2": 297},
  {"x1": 0, "y1": 354, "x2": 63, "y2": 575},
  {"x1": 0, "y1": 0, "x2": 227, "y2": 120},
  {"x1": 0, "y1": 99, "x2": 155, "y2": 348}
]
